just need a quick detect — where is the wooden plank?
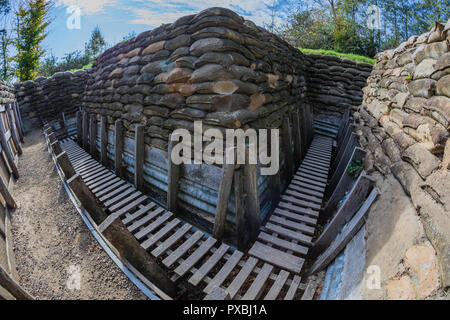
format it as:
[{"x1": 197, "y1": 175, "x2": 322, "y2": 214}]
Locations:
[
  {"x1": 281, "y1": 195, "x2": 321, "y2": 210},
  {"x1": 290, "y1": 179, "x2": 325, "y2": 193},
  {"x1": 141, "y1": 218, "x2": 181, "y2": 250},
  {"x1": 89, "y1": 114, "x2": 97, "y2": 157},
  {"x1": 285, "y1": 189, "x2": 322, "y2": 204},
  {"x1": 281, "y1": 117, "x2": 293, "y2": 181},
  {"x1": 102, "y1": 186, "x2": 134, "y2": 205},
  {"x1": 274, "y1": 208, "x2": 317, "y2": 226},
  {"x1": 100, "y1": 116, "x2": 108, "y2": 165},
  {"x1": 114, "y1": 120, "x2": 124, "y2": 177},
  {"x1": 0, "y1": 264, "x2": 33, "y2": 300},
  {"x1": 109, "y1": 191, "x2": 142, "y2": 212},
  {"x1": 284, "y1": 275, "x2": 301, "y2": 300},
  {"x1": 55, "y1": 151, "x2": 77, "y2": 179},
  {"x1": 122, "y1": 202, "x2": 157, "y2": 225},
  {"x1": 225, "y1": 257, "x2": 258, "y2": 299},
  {"x1": 234, "y1": 169, "x2": 246, "y2": 250},
  {"x1": 249, "y1": 241, "x2": 304, "y2": 274},
  {"x1": 189, "y1": 243, "x2": 229, "y2": 286},
  {"x1": 162, "y1": 230, "x2": 204, "y2": 267},
  {"x1": 82, "y1": 112, "x2": 89, "y2": 151},
  {"x1": 293, "y1": 175, "x2": 326, "y2": 188},
  {"x1": 244, "y1": 153, "x2": 260, "y2": 243},
  {"x1": 96, "y1": 181, "x2": 128, "y2": 200},
  {"x1": 133, "y1": 210, "x2": 170, "y2": 239},
  {"x1": 242, "y1": 263, "x2": 273, "y2": 300},
  {"x1": 175, "y1": 237, "x2": 217, "y2": 277},
  {"x1": 288, "y1": 184, "x2": 323, "y2": 198},
  {"x1": 167, "y1": 135, "x2": 180, "y2": 214},
  {"x1": 309, "y1": 189, "x2": 378, "y2": 275},
  {"x1": 204, "y1": 287, "x2": 230, "y2": 300},
  {"x1": 111, "y1": 195, "x2": 147, "y2": 216},
  {"x1": 11, "y1": 103, "x2": 24, "y2": 142},
  {"x1": 292, "y1": 110, "x2": 303, "y2": 166},
  {"x1": 134, "y1": 125, "x2": 145, "y2": 191},
  {"x1": 264, "y1": 223, "x2": 313, "y2": 246},
  {"x1": 296, "y1": 172, "x2": 328, "y2": 184},
  {"x1": 312, "y1": 174, "x2": 374, "y2": 257},
  {"x1": 264, "y1": 270, "x2": 289, "y2": 300},
  {"x1": 5, "y1": 104, "x2": 22, "y2": 155},
  {"x1": 270, "y1": 215, "x2": 315, "y2": 235},
  {"x1": 151, "y1": 223, "x2": 192, "y2": 257},
  {"x1": 299, "y1": 165, "x2": 329, "y2": 177},
  {"x1": 258, "y1": 231, "x2": 308, "y2": 255},
  {"x1": 0, "y1": 119, "x2": 18, "y2": 179},
  {"x1": 278, "y1": 201, "x2": 318, "y2": 218},
  {"x1": 213, "y1": 163, "x2": 234, "y2": 240},
  {"x1": 90, "y1": 176, "x2": 120, "y2": 192},
  {"x1": 85, "y1": 172, "x2": 114, "y2": 187},
  {"x1": 0, "y1": 174, "x2": 16, "y2": 209},
  {"x1": 204, "y1": 250, "x2": 243, "y2": 293},
  {"x1": 331, "y1": 132, "x2": 357, "y2": 175}
]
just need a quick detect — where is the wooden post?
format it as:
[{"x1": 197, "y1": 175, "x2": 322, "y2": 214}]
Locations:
[
  {"x1": 134, "y1": 125, "x2": 145, "y2": 191},
  {"x1": 114, "y1": 120, "x2": 124, "y2": 177},
  {"x1": 244, "y1": 146, "x2": 260, "y2": 243},
  {"x1": 292, "y1": 110, "x2": 302, "y2": 166},
  {"x1": 82, "y1": 112, "x2": 89, "y2": 151},
  {"x1": 0, "y1": 175, "x2": 16, "y2": 209},
  {"x1": 100, "y1": 116, "x2": 108, "y2": 165},
  {"x1": 89, "y1": 114, "x2": 97, "y2": 157},
  {"x1": 67, "y1": 173, "x2": 107, "y2": 225},
  {"x1": 0, "y1": 119, "x2": 19, "y2": 179},
  {"x1": 167, "y1": 135, "x2": 180, "y2": 214},
  {"x1": 234, "y1": 168, "x2": 246, "y2": 250},
  {"x1": 76, "y1": 111, "x2": 82, "y2": 147},
  {"x1": 213, "y1": 162, "x2": 235, "y2": 240},
  {"x1": 281, "y1": 117, "x2": 293, "y2": 183},
  {"x1": 5, "y1": 104, "x2": 22, "y2": 155},
  {"x1": 11, "y1": 103, "x2": 24, "y2": 143},
  {"x1": 0, "y1": 264, "x2": 33, "y2": 300}
]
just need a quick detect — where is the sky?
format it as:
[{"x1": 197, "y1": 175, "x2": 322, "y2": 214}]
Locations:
[{"x1": 39, "y1": 0, "x2": 296, "y2": 59}]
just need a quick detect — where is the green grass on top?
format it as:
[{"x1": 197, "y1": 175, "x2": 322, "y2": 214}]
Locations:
[
  {"x1": 299, "y1": 48, "x2": 376, "y2": 65},
  {"x1": 68, "y1": 62, "x2": 93, "y2": 73}
]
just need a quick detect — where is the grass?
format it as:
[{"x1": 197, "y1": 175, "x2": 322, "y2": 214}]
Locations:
[
  {"x1": 299, "y1": 48, "x2": 376, "y2": 65},
  {"x1": 68, "y1": 62, "x2": 93, "y2": 73}
]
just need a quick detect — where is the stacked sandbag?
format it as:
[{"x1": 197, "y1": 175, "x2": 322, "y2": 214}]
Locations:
[
  {"x1": 0, "y1": 81, "x2": 15, "y2": 104},
  {"x1": 355, "y1": 19, "x2": 450, "y2": 290},
  {"x1": 83, "y1": 7, "x2": 309, "y2": 150},
  {"x1": 305, "y1": 53, "x2": 372, "y2": 114},
  {"x1": 15, "y1": 70, "x2": 89, "y2": 130}
]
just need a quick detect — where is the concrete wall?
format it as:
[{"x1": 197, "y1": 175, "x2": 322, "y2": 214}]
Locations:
[{"x1": 356, "y1": 19, "x2": 450, "y2": 296}]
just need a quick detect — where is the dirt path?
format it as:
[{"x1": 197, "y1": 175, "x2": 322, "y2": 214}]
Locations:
[{"x1": 9, "y1": 129, "x2": 146, "y2": 300}]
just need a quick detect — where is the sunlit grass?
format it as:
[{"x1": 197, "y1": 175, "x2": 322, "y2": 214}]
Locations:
[{"x1": 299, "y1": 48, "x2": 376, "y2": 65}]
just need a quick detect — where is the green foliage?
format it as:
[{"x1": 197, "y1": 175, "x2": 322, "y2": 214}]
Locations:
[
  {"x1": 15, "y1": 0, "x2": 51, "y2": 81},
  {"x1": 85, "y1": 26, "x2": 106, "y2": 59},
  {"x1": 347, "y1": 159, "x2": 365, "y2": 178},
  {"x1": 299, "y1": 48, "x2": 376, "y2": 64}
]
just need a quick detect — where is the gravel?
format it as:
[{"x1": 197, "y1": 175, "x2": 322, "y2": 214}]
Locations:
[{"x1": 9, "y1": 129, "x2": 147, "y2": 300}]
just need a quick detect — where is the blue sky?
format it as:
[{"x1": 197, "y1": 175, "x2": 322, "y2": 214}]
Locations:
[{"x1": 42, "y1": 0, "x2": 296, "y2": 59}]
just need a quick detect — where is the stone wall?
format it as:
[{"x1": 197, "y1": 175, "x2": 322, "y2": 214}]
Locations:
[
  {"x1": 0, "y1": 81, "x2": 15, "y2": 104},
  {"x1": 15, "y1": 70, "x2": 89, "y2": 131},
  {"x1": 80, "y1": 7, "x2": 311, "y2": 243},
  {"x1": 356, "y1": 20, "x2": 450, "y2": 294},
  {"x1": 305, "y1": 53, "x2": 372, "y2": 115}
]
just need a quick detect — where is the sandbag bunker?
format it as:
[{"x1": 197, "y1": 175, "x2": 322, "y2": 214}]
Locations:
[{"x1": 42, "y1": 7, "x2": 357, "y2": 300}]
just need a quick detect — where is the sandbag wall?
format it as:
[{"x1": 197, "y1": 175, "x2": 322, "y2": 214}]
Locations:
[
  {"x1": 305, "y1": 53, "x2": 372, "y2": 115},
  {"x1": 356, "y1": 20, "x2": 450, "y2": 290},
  {"x1": 82, "y1": 7, "x2": 310, "y2": 244},
  {"x1": 15, "y1": 70, "x2": 89, "y2": 132},
  {"x1": 0, "y1": 81, "x2": 15, "y2": 105}
]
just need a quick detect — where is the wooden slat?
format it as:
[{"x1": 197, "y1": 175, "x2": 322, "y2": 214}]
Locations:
[
  {"x1": 204, "y1": 250, "x2": 243, "y2": 293},
  {"x1": 111, "y1": 195, "x2": 147, "y2": 216},
  {"x1": 288, "y1": 184, "x2": 323, "y2": 198},
  {"x1": 109, "y1": 191, "x2": 142, "y2": 212},
  {"x1": 94, "y1": 180, "x2": 125, "y2": 198},
  {"x1": 242, "y1": 263, "x2": 273, "y2": 300},
  {"x1": 264, "y1": 270, "x2": 289, "y2": 300},
  {"x1": 102, "y1": 186, "x2": 134, "y2": 205},
  {"x1": 285, "y1": 189, "x2": 322, "y2": 204},
  {"x1": 278, "y1": 201, "x2": 318, "y2": 218},
  {"x1": 258, "y1": 231, "x2": 308, "y2": 255},
  {"x1": 295, "y1": 172, "x2": 328, "y2": 184},
  {"x1": 89, "y1": 114, "x2": 97, "y2": 157},
  {"x1": 281, "y1": 117, "x2": 293, "y2": 181},
  {"x1": 244, "y1": 156, "x2": 260, "y2": 242},
  {"x1": 162, "y1": 230, "x2": 204, "y2": 267},
  {"x1": 82, "y1": 112, "x2": 89, "y2": 150},
  {"x1": 175, "y1": 237, "x2": 217, "y2": 277},
  {"x1": 134, "y1": 211, "x2": 172, "y2": 240},
  {"x1": 264, "y1": 223, "x2": 312, "y2": 246},
  {"x1": 270, "y1": 215, "x2": 315, "y2": 235},
  {"x1": 127, "y1": 207, "x2": 165, "y2": 233},
  {"x1": 141, "y1": 218, "x2": 181, "y2": 250},
  {"x1": 90, "y1": 176, "x2": 120, "y2": 192},
  {"x1": 290, "y1": 179, "x2": 325, "y2": 193},
  {"x1": 281, "y1": 195, "x2": 321, "y2": 210},
  {"x1": 293, "y1": 175, "x2": 326, "y2": 188},
  {"x1": 274, "y1": 208, "x2": 317, "y2": 226},
  {"x1": 249, "y1": 241, "x2": 304, "y2": 274},
  {"x1": 204, "y1": 287, "x2": 230, "y2": 300},
  {"x1": 284, "y1": 275, "x2": 301, "y2": 300},
  {"x1": 225, "y1": 257, "x2": 258, "y2": 299},
  {"x1": 152, "y1": 223, "x2": 192, "y2": 257},
  {"x1": 189, "y1": 243, "x2": 229, "y2": 286},
  {"x1": 122, "y1": 203, "x2": 157, "y2": 225}
]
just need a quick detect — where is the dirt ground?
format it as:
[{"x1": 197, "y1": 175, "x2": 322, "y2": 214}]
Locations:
[{"x1": 9, "y1": 129, "x2": 147, "y2": 300}]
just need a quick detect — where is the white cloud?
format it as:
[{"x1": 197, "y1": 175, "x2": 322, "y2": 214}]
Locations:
[{"x1": 54, "y1": 0, "x2": 118, "y2": 15}]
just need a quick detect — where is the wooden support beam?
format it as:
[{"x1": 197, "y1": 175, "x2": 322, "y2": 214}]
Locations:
[
  {"x1": 281, "y1": 117, "x2": 293, "y2": 183},
  {"x1": 67, "y1": 173, "x2": 107, "y2": 225},
  {"x1": 114, "y1": 119, "x2": 124, "y2": 177},
  {"x1": 292, "y1": 110, "x2": 302, "y2": 166},
  {"x1": 244, "y1": 148, "x2": 260, "y2": 243},
  {"x1": 76, "y1": 111, "x2": 82, "y2": 146},
  {"x1": 89, "y1": 114, "x2": 97, "y2": 157},
  {"x1": 82, "y1": 112, "x2": 89, "y2": 151},
  {"x1": 11, "y1": 103, "x2": 24, "y2": 143},
  {"x1": 312, "y1": 174, "x2": 374, "y2": 257},
  {"x1": 0, "y1": 264, "x2": 33, "y2": 300},
  {"x1": 234, "y1": 168, "x2": 246, "y2": 250},
  {"x1": 213, "y1": 163, "x2": 235, "y2": 240},
  {"x1": 167, "y1": 135, "x2": 180, "y2": 214},
  {"x1": 134, "y1": 125, "x2": 145, "y2": 191},
  {"x1": 100, "y1": 116, "x2": 108, "y2": 165},
  {"x1": 0, "y1": 174, "x2": 16, "y2": 209},
  {"x1": 0, "y1": 119, "x2": 19, "y2": 179}
]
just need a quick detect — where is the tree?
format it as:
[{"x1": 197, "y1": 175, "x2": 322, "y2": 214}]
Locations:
[
  {"x1": 0, "y1": 0, "x2": 11, "y2": 80},
  {"x1": 15, "y1": 0, "x2": 51, "y2": 81},
  {"x1": 85, "y1": 26, "x2": 106, "y2": 59}
]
